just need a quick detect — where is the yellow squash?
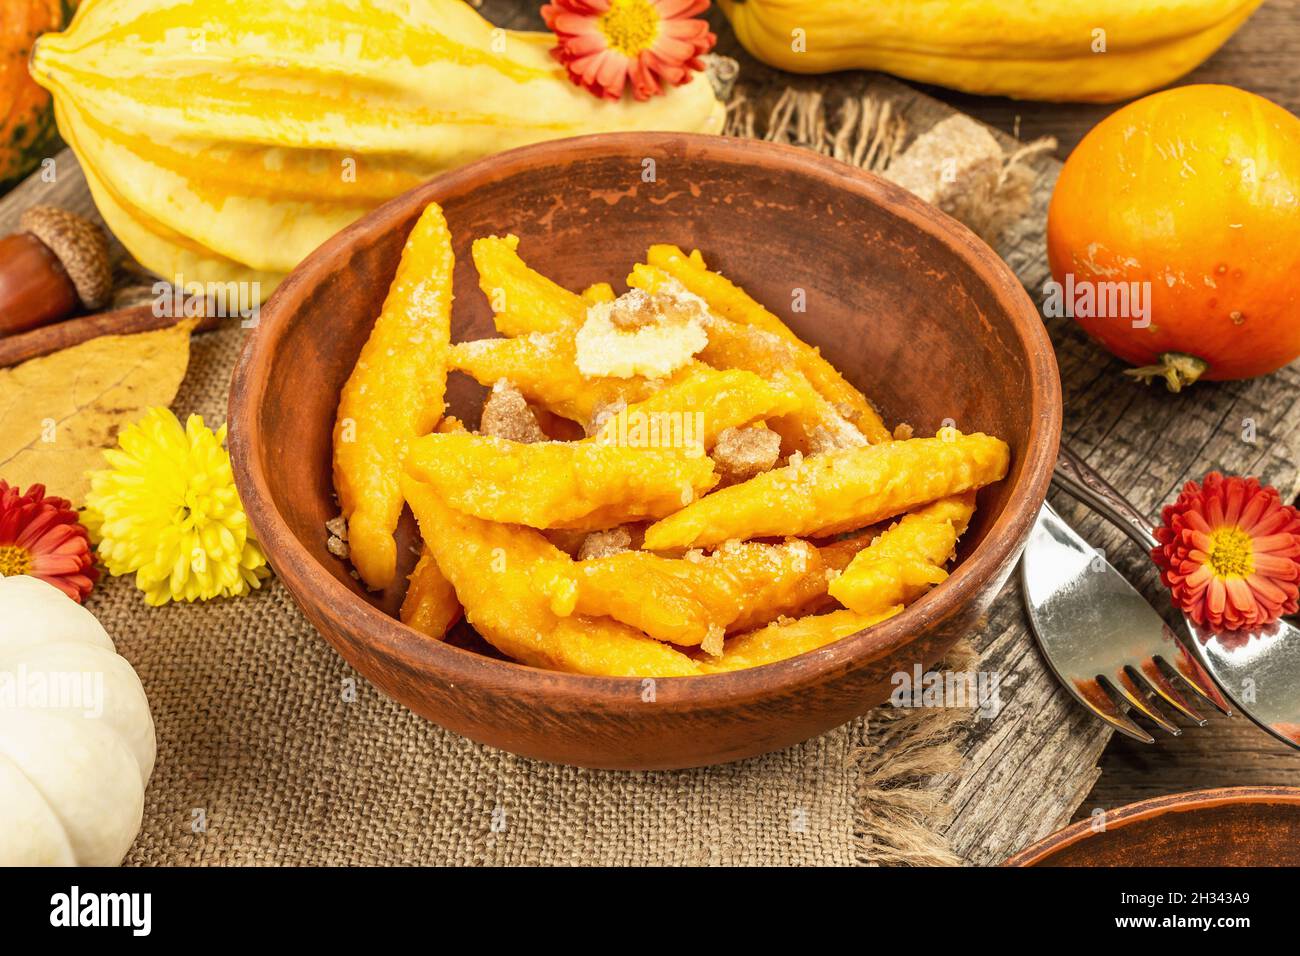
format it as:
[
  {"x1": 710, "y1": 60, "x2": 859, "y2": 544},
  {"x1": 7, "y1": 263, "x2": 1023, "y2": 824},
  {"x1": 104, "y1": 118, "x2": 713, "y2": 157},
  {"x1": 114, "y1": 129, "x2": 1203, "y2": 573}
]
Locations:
[
  {"x1": 719, "y1": 0, "x2": 1262, "y2": 103},
  {"x1": 30, "y1": 0, "x2": 725, "y2": 292}
]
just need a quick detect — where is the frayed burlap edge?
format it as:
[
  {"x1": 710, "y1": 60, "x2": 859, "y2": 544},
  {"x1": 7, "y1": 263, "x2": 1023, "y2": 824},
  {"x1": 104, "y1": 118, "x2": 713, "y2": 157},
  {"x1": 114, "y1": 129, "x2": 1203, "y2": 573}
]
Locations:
[
  {"x1": 726, "y1": 87, "x2": 909, "y2": 173},
  {"x1": 854, "y1": 640, "x2": 979, "y2": 866},
  {"x1": 968, "y1": 137, "x2": 1059, "y2": 247}
]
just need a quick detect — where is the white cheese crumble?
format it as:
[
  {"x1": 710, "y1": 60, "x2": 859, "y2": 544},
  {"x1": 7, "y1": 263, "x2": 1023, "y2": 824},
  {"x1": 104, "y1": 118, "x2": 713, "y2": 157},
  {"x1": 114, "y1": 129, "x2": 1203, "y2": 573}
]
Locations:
[{"x1": 575, "y1": 287, "x2": 708, "y2": 379}]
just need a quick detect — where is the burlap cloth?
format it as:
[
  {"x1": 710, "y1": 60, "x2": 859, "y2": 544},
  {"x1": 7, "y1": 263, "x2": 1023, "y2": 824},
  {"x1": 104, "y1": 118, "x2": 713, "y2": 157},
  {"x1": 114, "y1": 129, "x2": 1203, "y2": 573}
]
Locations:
[{"x1": 76, "y1": 325, "x2": 971, "y2": 867}]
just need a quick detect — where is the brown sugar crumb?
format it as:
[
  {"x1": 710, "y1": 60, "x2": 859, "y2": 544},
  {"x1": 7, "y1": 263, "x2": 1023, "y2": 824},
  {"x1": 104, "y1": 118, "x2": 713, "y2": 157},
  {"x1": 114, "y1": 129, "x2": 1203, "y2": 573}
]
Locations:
[
  {"x1": 795, "y1": 399, "x2": 868, "y2": 456},
  {"x1": 806, "y1": 427, "x2": 838, "y2": 457},
  {"x1": 481, "y1": 379, "x2": 547, "y2": 443},
  {"x1": 325, "y1": 514, "x2": 348, "y2": 540},
  {"x1": 543, "y1": 528, "x2": 590, "y2": 557},
  {"x1": 326, "y1": 514, "x2": 349, "y2": 559},
  {"x1": 806, "y1": 412, "x2": 868, "y2": 456},
  {"x1": 608, "y1": 287, "x2": 709, "y2": 331},
  {"x1": 892, "y1": 422, "x2": 914, "y2": 441},
  {"x1": 712, "y1": 425, "x2": 781, "y2": 484},
  {"x1": 700, "y1": 625, "x2": 725, "y2": 659},
  {"x1": 608, "y1": 288, "x2": 661, "y2": 330},
  {"x1": 577, "y1": 526, "x2": 634, "y2": 560}
]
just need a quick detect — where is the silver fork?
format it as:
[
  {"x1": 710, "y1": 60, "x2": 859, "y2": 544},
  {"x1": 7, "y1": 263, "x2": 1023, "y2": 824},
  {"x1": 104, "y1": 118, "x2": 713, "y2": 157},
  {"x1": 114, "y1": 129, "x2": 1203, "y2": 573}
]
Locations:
[{"x1": 1022, "y1": 500, "x2": 1229, "y2": 742}]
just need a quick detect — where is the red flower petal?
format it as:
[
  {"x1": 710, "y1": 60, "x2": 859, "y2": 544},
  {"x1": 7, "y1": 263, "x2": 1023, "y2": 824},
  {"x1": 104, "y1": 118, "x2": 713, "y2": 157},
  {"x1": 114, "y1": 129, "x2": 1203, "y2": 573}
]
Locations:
[
  {"x1": 544, "y1": 0, "x2": 715, "y2": 101},
  {"x1": 0, "y1": 480, "x2": 98, "y2": 603},
  {"x1": 551, "y1": 11, "x2": 605, "y2": 34},
  {"x1": 656, "y1": 0, "x2": 708, "y2": 18},
  {"x1": 1248, "y1": 574, "x2": 1289, "y2": 604},
  {"x1": 1152, "y1": 472, "x2": 1300, "y2": 633},
  {"x1": 1253, "y1": 556, "x2": 1297, "y2": 583}
]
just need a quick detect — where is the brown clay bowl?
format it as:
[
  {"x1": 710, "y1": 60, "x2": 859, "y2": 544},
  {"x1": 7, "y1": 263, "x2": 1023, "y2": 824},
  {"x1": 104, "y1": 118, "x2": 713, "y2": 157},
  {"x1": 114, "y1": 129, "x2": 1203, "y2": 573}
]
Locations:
[
  {"x1": 1005, "y1": 787, "x2": 1300, "y2": 866},
  {"x1": 228, "y1": 132, "x2": 1060, "y2": 769}
]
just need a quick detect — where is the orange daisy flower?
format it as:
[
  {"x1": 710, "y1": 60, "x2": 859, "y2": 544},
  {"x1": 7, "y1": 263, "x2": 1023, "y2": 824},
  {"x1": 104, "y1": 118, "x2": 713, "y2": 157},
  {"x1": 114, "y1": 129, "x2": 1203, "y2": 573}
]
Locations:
[
  {"x1": 1152, "y1": 472, "x2": 1300, "y2": 632},
  {"x1": 542, "y1": 0, "x2": 715, "y2": 101},
  {"x1": 0, "y1": 480, "x2": 98, "y2": 603}
]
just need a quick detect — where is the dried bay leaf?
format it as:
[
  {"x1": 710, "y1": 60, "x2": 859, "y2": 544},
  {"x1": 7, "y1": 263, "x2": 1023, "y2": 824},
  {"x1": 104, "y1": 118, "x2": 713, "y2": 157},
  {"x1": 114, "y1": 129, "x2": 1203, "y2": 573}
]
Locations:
[{"x1": 0, "y1": 320, "x2": 195, "y2": 504}]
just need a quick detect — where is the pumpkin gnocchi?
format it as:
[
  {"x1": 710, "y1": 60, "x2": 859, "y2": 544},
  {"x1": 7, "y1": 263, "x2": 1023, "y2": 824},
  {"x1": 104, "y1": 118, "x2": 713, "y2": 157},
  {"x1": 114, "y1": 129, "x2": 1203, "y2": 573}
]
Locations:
[
  {"x1": 332, "y1": 202, "x2": 454, "y2": 590},
  {"x1": 332, "y1": 207, "x2": 1010, "y2": 676}
]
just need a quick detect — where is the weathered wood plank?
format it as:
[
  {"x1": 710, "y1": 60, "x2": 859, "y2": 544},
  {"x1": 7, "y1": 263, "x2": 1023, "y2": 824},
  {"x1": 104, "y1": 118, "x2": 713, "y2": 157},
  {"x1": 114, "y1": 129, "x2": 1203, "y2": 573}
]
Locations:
[
  {"x1": 1077, "y1": 709, "x2": 1300, "y2": 818},
  {"x1": 0, "y1": 154, "x2": 103, "y2": 231}
]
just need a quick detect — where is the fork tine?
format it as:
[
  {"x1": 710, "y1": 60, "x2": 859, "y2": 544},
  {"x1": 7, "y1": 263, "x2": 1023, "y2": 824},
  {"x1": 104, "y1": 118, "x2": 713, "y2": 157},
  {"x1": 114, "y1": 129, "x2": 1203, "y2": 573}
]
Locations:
[
  {"x1": 1072, "y1": 676, "x2": 1156, "y2": 743},
  {"x1": 1112, "y1": 669, "x2": 1181, "y2": 736},
  {"x1": 1138, "y1": 658, "x2": 1206, "y2": 725},
  {"x1": 1166, "y1": 629, "x2": 1233, "y2": 715}
]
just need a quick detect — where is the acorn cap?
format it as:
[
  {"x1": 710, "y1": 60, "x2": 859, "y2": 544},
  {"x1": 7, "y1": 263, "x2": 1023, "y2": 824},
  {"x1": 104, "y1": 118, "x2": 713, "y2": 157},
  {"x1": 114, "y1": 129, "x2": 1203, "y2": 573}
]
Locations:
[{"x1": 19, "y1": 206, "x2": 112, "y2": 310}]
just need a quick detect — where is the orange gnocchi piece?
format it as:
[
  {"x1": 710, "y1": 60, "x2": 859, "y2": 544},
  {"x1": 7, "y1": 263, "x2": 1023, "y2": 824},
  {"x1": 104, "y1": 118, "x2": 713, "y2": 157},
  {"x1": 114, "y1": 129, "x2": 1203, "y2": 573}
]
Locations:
[
  {"x1": 702, "y1": 607, "x2": 903, "y2": 673},
  {"x1": 641, "y1": 244, "x2": 892, "y2": 443},
  {"x1": 472, "y1": 234, "x2": 585, "y2": 337},
  {"x1": 402, "y1": 476, "x2": 700, "y2": 677},
  {"x1": 399, "y1": 548, "x2": 462, "y2": 640},
  {"x1": 333, "y1": 201, "x2": 453, "y2": 589},
  {"x1": 590, "y1": 365, "x2": 803, "y2": 452},
  {"x1": 403, "y1": 430, "x2": 718, "y2": 531},
  {"x1": 643, "y1": 432, "x2": 1009, "y2": 550},
  {"x1": 829, "y1": 493, "x2": 977, "y2": 617}
]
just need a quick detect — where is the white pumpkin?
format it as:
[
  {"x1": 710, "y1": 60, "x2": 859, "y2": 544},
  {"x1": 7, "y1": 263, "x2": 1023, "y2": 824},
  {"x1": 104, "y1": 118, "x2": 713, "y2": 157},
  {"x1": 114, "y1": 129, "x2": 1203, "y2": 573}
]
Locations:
[{"x1": 0, "y1": 575, "x2": 155, "y2": 865}]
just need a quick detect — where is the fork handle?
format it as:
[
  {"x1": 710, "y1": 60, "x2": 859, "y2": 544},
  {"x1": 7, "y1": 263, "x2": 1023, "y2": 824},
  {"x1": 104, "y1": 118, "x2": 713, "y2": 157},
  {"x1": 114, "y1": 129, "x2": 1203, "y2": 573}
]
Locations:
[{"x1": 1052, "y1": 444, "x2": 1160, "y2": 552}]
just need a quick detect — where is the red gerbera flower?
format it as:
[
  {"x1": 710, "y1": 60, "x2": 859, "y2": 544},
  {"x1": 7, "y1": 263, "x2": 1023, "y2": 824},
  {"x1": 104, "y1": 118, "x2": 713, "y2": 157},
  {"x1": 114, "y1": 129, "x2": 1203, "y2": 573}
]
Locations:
[
  {"x1": 1152, "y1": 472, "x2": 1300, "y2": 632},
  {"x1": 0, "y1": 480, "x2": 98, "y2": 603},
  {"x1": 542, "y1": 0, "x2": 715, "y2": 101}
]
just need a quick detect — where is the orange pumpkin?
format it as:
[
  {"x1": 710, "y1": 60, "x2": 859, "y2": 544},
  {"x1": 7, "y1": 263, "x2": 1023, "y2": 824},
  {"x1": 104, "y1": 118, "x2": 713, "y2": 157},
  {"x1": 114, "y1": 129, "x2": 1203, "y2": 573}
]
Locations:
[
  {"x1": 0, "y1": 1, "x2": 73, "y2": 192},
  {"x1": 1047, "y1": 84, "x2": 1300, "y2": 389}
]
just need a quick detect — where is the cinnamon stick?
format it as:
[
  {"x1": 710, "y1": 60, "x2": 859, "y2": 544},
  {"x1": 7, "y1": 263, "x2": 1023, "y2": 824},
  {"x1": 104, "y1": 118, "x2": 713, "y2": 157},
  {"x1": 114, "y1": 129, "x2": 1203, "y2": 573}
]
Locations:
[{"x1": 0, "y1": 302, "x2": 225, "y2": 367}]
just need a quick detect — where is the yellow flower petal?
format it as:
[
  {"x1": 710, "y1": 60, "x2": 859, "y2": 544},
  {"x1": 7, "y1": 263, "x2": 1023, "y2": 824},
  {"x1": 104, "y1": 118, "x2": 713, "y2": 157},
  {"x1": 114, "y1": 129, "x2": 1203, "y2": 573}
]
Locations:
[{"x1": 84, "y1": 406, "x2": 269, "y2": 605}]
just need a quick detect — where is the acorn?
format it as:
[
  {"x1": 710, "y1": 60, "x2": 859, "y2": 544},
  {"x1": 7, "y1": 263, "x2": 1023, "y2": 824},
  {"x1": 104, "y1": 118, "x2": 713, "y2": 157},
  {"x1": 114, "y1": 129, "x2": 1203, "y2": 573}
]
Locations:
[{"x1": 0, "y1": 206, "x2": 112, "y2": 336}]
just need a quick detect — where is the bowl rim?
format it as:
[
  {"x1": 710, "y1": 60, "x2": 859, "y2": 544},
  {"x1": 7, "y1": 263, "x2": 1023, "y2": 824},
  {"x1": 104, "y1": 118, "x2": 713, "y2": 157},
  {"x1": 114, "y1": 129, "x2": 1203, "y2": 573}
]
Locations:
[
  {"x1": 1002, "y1": 785, "x2": 1300, "y2": 866},
  {"x1": 228, "y1": 130, "x2": 1062, "y2": 710}
]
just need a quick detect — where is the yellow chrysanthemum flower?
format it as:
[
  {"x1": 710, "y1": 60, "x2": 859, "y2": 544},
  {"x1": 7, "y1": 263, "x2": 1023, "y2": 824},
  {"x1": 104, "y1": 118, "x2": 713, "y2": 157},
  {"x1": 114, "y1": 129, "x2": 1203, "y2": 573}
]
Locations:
[{"x1": 84, "y1": 407, "x2": 270, "y2": 605}]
